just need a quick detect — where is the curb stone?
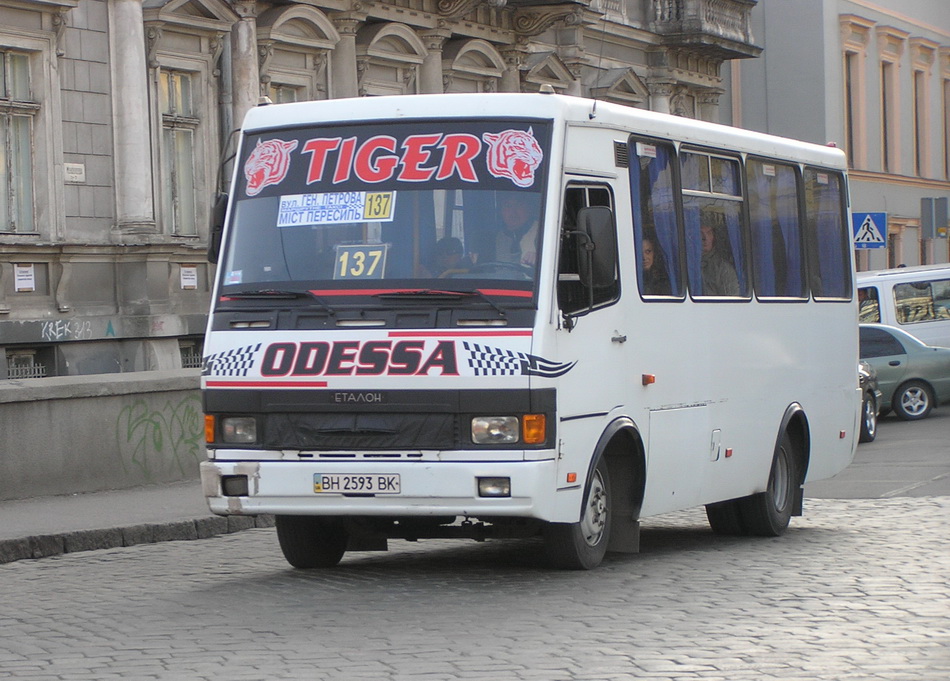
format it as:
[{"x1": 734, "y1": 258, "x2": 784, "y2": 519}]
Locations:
[{"x1": 0, "y1": 514, "x2": 276, "y2": 565}]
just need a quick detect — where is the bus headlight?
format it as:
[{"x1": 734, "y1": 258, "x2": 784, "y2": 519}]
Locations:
[
  {"x1": 221, "y1": 417, "x2": 258, "y2": 444},
  {"x1": 471, "y1": 416, "x2": 519, "y2": 444}
]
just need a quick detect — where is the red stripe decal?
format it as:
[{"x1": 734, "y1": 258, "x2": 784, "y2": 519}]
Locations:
[
  {"x1": 205, "y1": 380, "x2": 329, "y2": 388},
  {"x1": 387, "y1": 330, "x2": 532, "y2": 337}
]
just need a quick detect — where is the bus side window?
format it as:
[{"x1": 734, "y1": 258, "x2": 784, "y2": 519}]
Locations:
[
  {"x1": 804, "y1": 168, "x2": 851, "y2": 300},
  {"x1": 747, "y1": 159, "x2": 806, "y2": 299},
  {"x1": 858, "y1": 286, "x2": 881, "y2": 323},
  {"x1": 629, "y1": 138, "x2": 683, "y2": 298},
  {"x1": 557, "y1": 184, "x2": 619, "y2": 315},
  {"x1": 681, "y1": 151, "x2": 748, "y2": 298}
]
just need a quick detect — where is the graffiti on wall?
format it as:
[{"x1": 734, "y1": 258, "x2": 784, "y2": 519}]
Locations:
[
  {"x1": 115, "y1": 395, "x2": 204, "y2": 480},
  {"x1": 41, "y1": 319, "x2": 94, "y2": 342}
]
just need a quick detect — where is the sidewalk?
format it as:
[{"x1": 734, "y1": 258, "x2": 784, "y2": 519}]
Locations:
[{"x1": 0, "y1": 480, "x2": 273, "y2": 565}]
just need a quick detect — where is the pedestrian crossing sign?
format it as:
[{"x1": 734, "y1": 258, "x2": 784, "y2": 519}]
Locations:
[{"x1": 852, "y1": 212, "x2": 887, "y2": 249}]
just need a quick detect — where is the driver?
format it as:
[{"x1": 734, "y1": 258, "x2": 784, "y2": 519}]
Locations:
[{"x1": 495, "y1": 194, "x2": 538, "y2": 267}]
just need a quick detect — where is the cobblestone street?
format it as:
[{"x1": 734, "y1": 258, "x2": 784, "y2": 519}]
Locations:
[{"x1": 2, "y1": 497, "x2": 948, "y2": 680}]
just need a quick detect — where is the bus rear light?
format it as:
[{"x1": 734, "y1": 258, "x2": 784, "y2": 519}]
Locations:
[{"x1": 522, "y1": 414, "x2": 546, "y2": 444}]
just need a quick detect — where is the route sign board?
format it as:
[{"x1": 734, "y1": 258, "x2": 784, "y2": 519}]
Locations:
[{"x1": 852, "y1": 212, "x2": 887, "y2": 249}]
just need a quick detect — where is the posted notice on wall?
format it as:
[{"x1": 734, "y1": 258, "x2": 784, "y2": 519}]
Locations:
[
  {"x1": 15, "y1": 264, "x2": 36, "y2": 292},
  {"x1": 180, "y1": 265, "x2": 198, "y2": 290}
]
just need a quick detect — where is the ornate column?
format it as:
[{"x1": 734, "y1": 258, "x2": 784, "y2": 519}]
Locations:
[
  {"x1": 330, "y1": 15, "x2": 362, "y2": 99},
  {"x1": 500, "y1": 44, "x2": 527, "y2": 93},
  {"x1": 420, "y1": 28, "x2": 451, "y2": 95},
  {"x1": 231, "y1": 0, "x2": 260, "y2": 129},
  {"x1": 111, "y1": 0, "x2": 155, "y2": 233},
  {"x1": 697, "y1": 89, "x2": 722, "y2": 122},
  {"x1": 648, "y1": 80, "x2": 675, "y2": 115}
]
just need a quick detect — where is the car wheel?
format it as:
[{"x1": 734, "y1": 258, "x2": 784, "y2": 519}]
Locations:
[
  {"x1": 892, "y1": 380, "x2": 934, "y2": 421},
  {"x1": 276, "y1": 515, "x2": 348, "y2": 568},
  {"x1": 859, "y1": 391, "x2": 878, "y2": 443},
  {"x1": 543, "y1": 457, "x2": 611, "y2": 570}
]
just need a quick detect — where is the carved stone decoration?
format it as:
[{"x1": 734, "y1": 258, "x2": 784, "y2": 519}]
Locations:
[
  {"x1": 210, "y1": 32, "x2": 226, "y2": 77},
  {"x1": 52, "y1": 10, "x2": 69, "y2": 57},
  {"x1": 513, "y1": 5, "x2": 583, "y2": 37},
  {"x1": 258, "y1": 40, "x2": 275, "y2": 85},
  {"x1": 437, "y1": 0, "x2": 507, "y2": 20},
  {"x1": 145, "y1": 25, "x2": 163, "y2": 69},
  {"x1": 54, "y1": 259, "x2": 71, "y2": 313}
]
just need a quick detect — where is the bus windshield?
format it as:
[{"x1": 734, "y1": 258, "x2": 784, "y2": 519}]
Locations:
[{"x1": 220, "y1": 120, "x2": 551, "y2": 300}]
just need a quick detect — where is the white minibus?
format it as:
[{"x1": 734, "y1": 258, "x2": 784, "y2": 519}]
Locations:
[
  {"x1": 200, "y1": 92, "x2": 859, "y2": 569},
  {"x1": 857, "y1": 265, "x2": 950, "y2": 347}
]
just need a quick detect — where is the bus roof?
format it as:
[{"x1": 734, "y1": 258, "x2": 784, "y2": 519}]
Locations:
[{"x1": 241, "y1": 92, "x2": 848, "y2": 170}]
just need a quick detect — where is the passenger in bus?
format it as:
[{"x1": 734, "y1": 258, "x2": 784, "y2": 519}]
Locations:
[
  {"x1": 700, "y1": 222, "x2": 739, "y2": 296},
  {"x1": 433, "y1": 236, "x2": 474, "y2": 277},
  {"x1": 641, "y1": 235, "x2": 672, "y2": 295},
  {"x1": 494, "y1": 193, "x2": 538, "y2": 267}
]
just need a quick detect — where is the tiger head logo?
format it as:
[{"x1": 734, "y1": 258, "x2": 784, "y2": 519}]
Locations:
[
  {"x1": 244, "y1": 138, "x2": 299, "y2": 196},
  {"x1": 481, "y1": 128, "x2": 543, "y2": 188}
]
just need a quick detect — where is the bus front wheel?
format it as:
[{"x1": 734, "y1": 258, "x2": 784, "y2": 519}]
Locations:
[
  {"x1": 543, "y1": 457, "x2": 611, "y2": 570},
  {"x1": 738, "y1": 431, "x2": 799, "y2": 537},
  {"x1": 276, "y1": 515, "x2": 348, "y2": 568}
]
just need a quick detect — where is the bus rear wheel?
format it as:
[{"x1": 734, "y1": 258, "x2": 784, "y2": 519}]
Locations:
[
  {"x1": 543, "y1": 457, "x2": 611, "y2": 570},
  {"x1": 276, "y1": 515, "x2": 348, "y2": 568},
  {"x1": 738, "y1": 431, "x2": 799, "y2": 537}
]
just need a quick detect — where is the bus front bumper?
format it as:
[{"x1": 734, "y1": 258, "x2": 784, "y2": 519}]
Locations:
[{"x1": 200, "y1": 458, "x2": 578, "y2": 523}]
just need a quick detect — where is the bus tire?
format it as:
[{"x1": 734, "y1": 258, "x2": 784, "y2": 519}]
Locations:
[
  {"x1": 705, "y1": 499, "x2": 745, "y2": 535},
  {"x1": 738, "y1": 431, "x2": 799, "y2": 537},
  {"x1": 892, "y1": 380, "x2": 933, "y2": 421},
  {"x1": 275, "y1": 515, "x2": 348, "y2": 568},
  {"x1": 543, "y1": 457, "x2": 611, "y2": 570}
]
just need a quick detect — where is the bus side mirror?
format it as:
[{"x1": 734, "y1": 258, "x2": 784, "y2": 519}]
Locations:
[
  {"x1": 575, "y1": 206, "x2": 617, "y2": 289},
  {"x1": 208, "y1": 193, "x2": 228, "y2": 264}
]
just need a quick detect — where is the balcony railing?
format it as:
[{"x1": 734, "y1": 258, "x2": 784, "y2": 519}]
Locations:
[{"x1": 651, "y1": 0, "x2": 760, "y2": 59}]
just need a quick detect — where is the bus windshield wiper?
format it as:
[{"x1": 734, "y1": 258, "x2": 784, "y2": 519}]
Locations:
[
  {"x1": 225, "y1": 288, "x2": 313, "y2": 299},
  {"x1": 374, "y1": 288, "x2": 505, "y2": 317},
  {"x1": 221, "y1": 288, "x2": 335, "y2": 314}
]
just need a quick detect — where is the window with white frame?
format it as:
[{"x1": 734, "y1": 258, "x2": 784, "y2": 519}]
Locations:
[
  {"x1": 0, "y1": 50, "x2": 36, "y2": 233},
  {"x1": 160, "y1": 69, "x2": 198, "y2": 236}
]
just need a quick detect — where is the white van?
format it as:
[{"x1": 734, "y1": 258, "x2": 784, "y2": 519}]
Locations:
[{"x1": 857, "y1": 265, "x2": 950, "y2": 347}]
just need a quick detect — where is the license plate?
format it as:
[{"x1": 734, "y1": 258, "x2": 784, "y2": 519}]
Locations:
[{"x1": 313, "y1": 474, "x2": 400, "y2": 494}]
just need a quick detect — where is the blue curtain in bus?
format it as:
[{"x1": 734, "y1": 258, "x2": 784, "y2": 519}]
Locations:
[
  {"x1": 813, "y1": 175, "x2": 848, "y2": 298},
  {"x1": 649, "y1": 148, "x2": 680, "y2": 295},
  {"x1": 630, "y1": 142, "x2": 680, "y2": 295},
  {"x1": 683, "y1": 199, "x2": 703, "y2": 294},
  {"x1": 750, "y1": 167, "x2": 803, "y2": 297},
  {"x1": 724, "y1": 206, "x2": 745, "y2": 293}
]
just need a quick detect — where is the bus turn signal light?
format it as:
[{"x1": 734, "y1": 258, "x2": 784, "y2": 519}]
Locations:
[
  {"x1": 204, "y1": 415, "x2": 215, "y2": 444},
  {"x1": 642, "y1": 374, "x2": 656, "y2": 386},
  {"x1": 522, "y1": 414, "x2": 546, "y2": 444}
]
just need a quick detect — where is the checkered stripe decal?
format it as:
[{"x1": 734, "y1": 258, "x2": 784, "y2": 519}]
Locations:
[
  {"x1": 464, "y1": 341, "x2": 522, "y2": 376},
  {"x1": 202, "y1": 343, "x2": 261, "y2": 377},
  {"x1": 463, "y1": 342, "x2": 575, "y2": 378}
]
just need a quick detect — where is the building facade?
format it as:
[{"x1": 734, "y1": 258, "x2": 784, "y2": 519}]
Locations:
[
  {"x1": 720, "y1": 0, "x2": 950, "y2": 271},
  {"x1": 0, "y1": 0, "x2": 761, "y2": 378}
]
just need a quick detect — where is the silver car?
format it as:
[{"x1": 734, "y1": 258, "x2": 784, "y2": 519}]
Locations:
[{"x1": 859, "y1": 324, "x2": 950, "y2": 420}]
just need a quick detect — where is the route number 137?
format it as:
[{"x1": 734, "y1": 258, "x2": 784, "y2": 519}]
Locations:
[{"x1": 334, "y1": 244, "x2": 388, "y2": 280}]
